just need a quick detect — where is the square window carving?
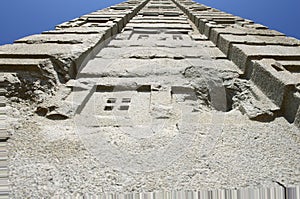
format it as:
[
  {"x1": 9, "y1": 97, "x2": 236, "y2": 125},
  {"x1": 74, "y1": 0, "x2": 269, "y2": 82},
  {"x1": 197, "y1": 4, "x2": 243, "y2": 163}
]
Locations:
[
  {"x1": 173, "y1": 35, "x2": 183, "y2": 40},
  {"x1": 138, "y1": 35, "x2": 149, "y2": 40},
  {"x1": 119, "y1": 105, "x2": 130, "y2": 111},
  {"x1": 122, "y1": 98, "x2": 131, "y2": 103},
  {"x1": 107, "y1": 98, "x2": 117, "y2": 103},
  {"x1": 104, "y1": 106, "x2": 114, "y2": 111}
]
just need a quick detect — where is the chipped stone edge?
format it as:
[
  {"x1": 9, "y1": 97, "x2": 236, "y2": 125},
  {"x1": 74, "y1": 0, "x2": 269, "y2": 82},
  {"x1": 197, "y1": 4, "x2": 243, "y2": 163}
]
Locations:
[
  {"x1": 0, "y1": 0, "x2": 151, "y2": 101},
  {"x1": 172, "y1": 0, "x2": 300, "y2": 128}
]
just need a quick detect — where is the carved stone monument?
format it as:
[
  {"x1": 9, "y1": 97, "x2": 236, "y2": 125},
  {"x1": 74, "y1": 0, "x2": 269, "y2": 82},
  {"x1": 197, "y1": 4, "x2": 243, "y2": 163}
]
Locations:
[{"x1": 0, "y1": 0, "x2": 300, "y2": 198}]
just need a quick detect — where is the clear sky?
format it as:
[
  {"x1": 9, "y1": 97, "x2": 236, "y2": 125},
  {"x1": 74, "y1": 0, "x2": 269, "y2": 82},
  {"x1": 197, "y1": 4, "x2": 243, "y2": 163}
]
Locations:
[{"x1": 0, "y1": 0, "x2": 299, "y2": 45}]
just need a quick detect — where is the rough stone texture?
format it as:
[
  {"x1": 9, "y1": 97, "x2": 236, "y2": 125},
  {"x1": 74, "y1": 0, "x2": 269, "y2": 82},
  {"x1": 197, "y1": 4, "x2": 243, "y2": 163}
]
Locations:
[
  {"x1": 217, "y1": 34, "x2": 300, "y2": 55},
  {"x1": 295, "y1": 107, "x2": 300, "y2": 129},
  {"x1": 0, "y1": 59, "x2": 61, "y2": 102},
  {"x1": 172, "y1": 0, "x2": 300, "y2": 129},
  {"x1": 0, "y1": 77, "x2": 11, "y2": 198},
  {"x1": 15, "y1": 34, "x2": 102, "y2": 45},
  {"x1": 1, "y1": 0, "x2": 300, "y2": 198},
  {"x1": 0, "y1": 0, "x2": 149, "y2": 102},
  {"x1": 228, "y1": 44, "x2": 300, "y2": 73},
  {"x1": 43, "y1": 27, "x2": 108, "y2": 34},
  {"x1": 209, "y1": 26, "x2": 286, "y2": 44},
  {"x1": 0, "y1": 43, "x2": 89, "y2": 84}
]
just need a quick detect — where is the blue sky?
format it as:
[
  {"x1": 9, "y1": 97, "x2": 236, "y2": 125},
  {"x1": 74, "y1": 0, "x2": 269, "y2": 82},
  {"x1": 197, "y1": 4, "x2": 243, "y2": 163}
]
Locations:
[{"x1": 0, "y1": 0, "x2": 299, "y2": 45}]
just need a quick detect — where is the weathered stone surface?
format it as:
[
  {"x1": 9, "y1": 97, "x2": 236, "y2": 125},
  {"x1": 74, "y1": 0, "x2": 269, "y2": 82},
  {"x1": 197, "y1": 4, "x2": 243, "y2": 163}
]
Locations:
[
  {"x1": 243, "y1": 23, "x2": 269, "y2": 29},
  {"x1": 126, "y1": 22, "x2": 192, "y2": 29},
  {"x1": 236, "y1": 84, "x2": 280, "y2": 121},
  {"x1": 55, "y1": 14, "x2": 126, "y2": 30},
  {"x1": 0, "y1": 43, "x2": 87, "y2": 58},
  {"x1": 0, "y1": 42, "x2": 106, "y2": 76},
  {"x1": 96, "y1": 46, "x2": 226, "y2": 59},
  {"x1": 217, "y1": 34, "x2": 300, "y2": 55},
  {"x1": 185, "y1": 58, "x2": 242, "y2": 75},
  {"x1": 209, "y1": 26, "x2": 285, "y2": 44},
  {"x1": 79, "y1": 58, "x2": 192, "y2": 78},
  {"x1": 55, "y1": 18, "x2": 87, "y2": 29},
  {"x1": 43, "y1": 27, "x2": 108, "y2": 34},
  {"x1": 0, "y1": 0, "x2": 148, "y2": 102},
  {"x1": 195, "y1": 15, "x2": 242, "y2": 24},
  {"x1": 15, "y1": 34, "x2": 101, "y2": 45},
  {"x1": 130, "y1": 19, "x2": 189, "y2": 24},
  {"x1": 251, "y1": 59, "x2": 298, "y2": 107},
  {"x1": 0, "y1": 44, "x2": 84, "y2": 79},
  {"x1": 133, "y1": 16, "x2": 188, "y2": 21},
  {"x1": 108, "y1": 36, "x2": 196, "y2": 47},
  {"x1": 46, "y1": 87, "x2": 95, "y2": 119},
  {"x1": 80, "y1": 57, "x2": 241, "y2": 79},
  {"x1": 0, "y1": 58, "x2": 60, "y2": 80},
  {"x1": 202, "y1": 22, "x2": 225, "y2": 38},
  {"x1": 228, "y1": 44, "x2": 300, "y2": 73},
  {"x1": 3, "y1": 0, "x2": 300, "y2": 198},
  {"x1": 295, "y1": 106, "x2": 300, "y2": 128}
]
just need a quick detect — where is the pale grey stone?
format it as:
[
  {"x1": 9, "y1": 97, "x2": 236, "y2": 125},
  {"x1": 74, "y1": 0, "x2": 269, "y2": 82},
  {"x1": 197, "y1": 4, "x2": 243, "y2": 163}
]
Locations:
[
  {"x1": 251, "y1": 59, "x2": 299, "y2": 106},
  {"x1": 228, "y1": 44, "x2": 300, "y2": 72},
  {"x1": 5, "y1": 0, "x2": 300, "y2": 197},
  {"x1": 0, "y1": 43, "x2": 101, "y2": 79},
  {"x1": 126, "y1": 22, "x2": 192, "y2": 29},
  {"x1": 210, "y1": 26, "x2": 285, "y2": 44},
  {"x1": 129, "y1": 19, "x2": 189, "y2": 24},
  {"x1": 0, "y1": 43, "x2": 87, "y2": 57},
  {"x1": 217, "y1": 34, "x2": 300, "y2": 55},
  {"x1": 96, "y1": 46, "x2": 226, "y2": 59},
  {"x1": 79, "y1": 58, "x2": 192, "y2": 78},
  {"x1": 0, "y1": 58, "x2": 61, "y2": 86},
  {"x1": 15, "y1": 34, "x2": 101, "y2": 45},
  {"x1": 43, "y1": 27, "x2": 108, "y2": 34}
]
